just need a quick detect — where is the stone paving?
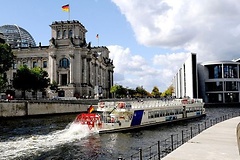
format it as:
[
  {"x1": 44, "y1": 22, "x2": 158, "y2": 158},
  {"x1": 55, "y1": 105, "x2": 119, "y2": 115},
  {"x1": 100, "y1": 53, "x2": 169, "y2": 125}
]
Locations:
[{"x1": 162, "y1": 117, "x2": 240, "y2": 160}]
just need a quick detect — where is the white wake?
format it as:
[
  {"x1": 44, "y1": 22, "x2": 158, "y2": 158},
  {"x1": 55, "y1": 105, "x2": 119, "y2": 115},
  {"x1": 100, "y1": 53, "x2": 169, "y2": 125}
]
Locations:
[{"x1": 0, "y1": 122, "x2": 95, "y2": 160}]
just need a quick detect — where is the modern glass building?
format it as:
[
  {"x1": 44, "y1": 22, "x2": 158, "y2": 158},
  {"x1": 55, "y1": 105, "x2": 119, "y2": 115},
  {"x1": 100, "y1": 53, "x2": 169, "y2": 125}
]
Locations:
[
  {"x1": 0, "y1": 25, "x2": 36, "y2": 48},
  {"x1": 172, "y1": 54, "x2": 240, "y2": 104},
  {"x1": 198, "y1": 60, "x2": 240, "y2": 103}
]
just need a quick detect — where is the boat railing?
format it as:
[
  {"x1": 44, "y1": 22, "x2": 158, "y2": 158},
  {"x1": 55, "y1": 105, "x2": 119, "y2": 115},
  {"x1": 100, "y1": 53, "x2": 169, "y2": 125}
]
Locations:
[
  {"x1": 98, "y1": 99, "x2": 203, "y2": 110},
  {"x1": 129, "y1": 99, "x2": 203, "y2": 109}
]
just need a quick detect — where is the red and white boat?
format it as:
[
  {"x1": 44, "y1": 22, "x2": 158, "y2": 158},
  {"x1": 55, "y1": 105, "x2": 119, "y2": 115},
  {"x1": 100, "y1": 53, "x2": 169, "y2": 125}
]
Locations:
[{"x1": 74, "y1": 99, "x2": 205, "y2": 134}]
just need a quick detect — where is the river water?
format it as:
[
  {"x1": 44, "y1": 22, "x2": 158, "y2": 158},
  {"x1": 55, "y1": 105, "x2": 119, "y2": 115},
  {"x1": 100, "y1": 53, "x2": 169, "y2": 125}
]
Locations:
[{"x1": 0, "y1": 107, "x2": 239, "y2": 160}]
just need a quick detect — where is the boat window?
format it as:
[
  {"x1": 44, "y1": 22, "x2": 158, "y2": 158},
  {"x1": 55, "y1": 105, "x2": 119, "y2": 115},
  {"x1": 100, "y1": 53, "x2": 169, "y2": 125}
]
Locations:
[
  {"x1": 148, "y1": 111, "x2": 155, "y2": 119},
  {"x1": 166, "y1": 111, "x2": 169, "y2": 116},
  {"x1": 148, "y1": 112, "x2": 151, "y2": 119},
  {"x1": 126, "y1": 104, "x2": 132, "y2": 109},
  {"x1": 151, "y1": 112, "x2": 154, "y2": 118},
  {"x1": 155, "y1": 111, "x2": 159, "y2": 118},
  {"x1": 159, "y1": 111, "x2": 162, "y2": 117}
]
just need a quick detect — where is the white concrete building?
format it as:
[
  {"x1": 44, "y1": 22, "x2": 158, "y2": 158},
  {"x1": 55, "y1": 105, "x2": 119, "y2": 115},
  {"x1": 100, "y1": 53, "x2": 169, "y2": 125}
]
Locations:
[{"x1": 172, "y1": 53, "x2": 198, "y2": 99}]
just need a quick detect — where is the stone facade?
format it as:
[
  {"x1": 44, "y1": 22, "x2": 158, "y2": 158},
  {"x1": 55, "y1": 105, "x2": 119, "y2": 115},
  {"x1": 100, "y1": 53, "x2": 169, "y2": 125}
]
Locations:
[{"x1": 6, "y1": 20, "x2": 114, "y2": 99}]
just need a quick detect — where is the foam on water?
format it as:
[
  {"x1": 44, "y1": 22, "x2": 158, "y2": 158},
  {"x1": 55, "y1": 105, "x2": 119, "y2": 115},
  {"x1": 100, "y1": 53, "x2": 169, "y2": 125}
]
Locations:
[{"x1": 0, "y1": 122, "x2": 96, "y2": 160}]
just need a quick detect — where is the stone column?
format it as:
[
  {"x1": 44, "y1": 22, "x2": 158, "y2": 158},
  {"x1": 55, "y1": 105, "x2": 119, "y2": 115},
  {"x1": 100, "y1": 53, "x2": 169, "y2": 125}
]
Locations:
[
  {"x1": 50, "y1": 53, "x2": 57, "y2": 84},
  {"x1": 69, "y1": 54, "x2": 74, "y2": 84},
  {"x1": 83, "y1": 58, "x2": 87, "y2": 83}
]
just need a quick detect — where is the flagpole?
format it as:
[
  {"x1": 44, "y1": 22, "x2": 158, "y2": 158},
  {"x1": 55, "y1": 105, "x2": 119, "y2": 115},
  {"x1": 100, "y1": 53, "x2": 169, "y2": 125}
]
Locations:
[
  {"x1": 68, "y1": 3, "x2": 70, "y2": 20},
  {"x1": 62, "y1": 4, "x2": 70, "y2": 20},
  {"x1": 96, "y1": 34, "x2": 99, "y2": 46},
  {"x1": 69, "y1": 10, "x2": 70, "y2": 20}
]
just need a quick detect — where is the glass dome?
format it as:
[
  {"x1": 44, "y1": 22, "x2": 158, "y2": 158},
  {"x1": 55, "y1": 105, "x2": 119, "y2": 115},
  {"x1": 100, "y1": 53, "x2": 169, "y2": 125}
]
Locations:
[{"x1": 0, "y1": 25, "x2": 36, "y2": 48}]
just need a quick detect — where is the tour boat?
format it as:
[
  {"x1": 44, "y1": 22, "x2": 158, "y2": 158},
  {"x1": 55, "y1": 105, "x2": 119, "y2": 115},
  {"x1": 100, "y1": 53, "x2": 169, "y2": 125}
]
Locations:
[{"x1": 74, "y1": 98, "x2": 205, "y2": 134}]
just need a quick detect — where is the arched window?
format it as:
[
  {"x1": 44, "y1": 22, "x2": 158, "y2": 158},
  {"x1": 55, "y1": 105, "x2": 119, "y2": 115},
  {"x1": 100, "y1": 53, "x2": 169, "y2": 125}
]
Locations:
[
  {"x1": 63, "y1": 30, "x2": 67, "y2": 39},
  {"x1": 68, "y1": 30, "x2": 72, "y2": 38},
  {"x1": 57, "y1": 30, "x2": 61, "y2": 39},
  {"x1": 59, "y1": 58, "x2": 70, "y2": 68}
]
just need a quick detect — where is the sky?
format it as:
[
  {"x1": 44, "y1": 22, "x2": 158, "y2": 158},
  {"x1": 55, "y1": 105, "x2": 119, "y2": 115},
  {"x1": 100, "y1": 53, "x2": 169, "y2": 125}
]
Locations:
[{"x1": 2, "y1": 0, "x2": 240, "y2": 92}]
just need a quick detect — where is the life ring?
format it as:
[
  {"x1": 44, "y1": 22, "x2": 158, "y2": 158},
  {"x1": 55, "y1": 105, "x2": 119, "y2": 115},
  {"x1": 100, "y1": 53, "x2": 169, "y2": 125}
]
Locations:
[
  {"x1": 118, "y1": 102, "x2": 126, "y2": 108},
  {"x1": 111, "y1": 117, "x2": 115, "y2": 123},
  {"x1": 99, "y1": 102, "x2": 105, "y2": 108},
  {"x1": 97, "y1": 121, "x2": 102, "y2": 128},
  {"x1": 182, "y1": 99, "x2": 188, "y2": 104}
]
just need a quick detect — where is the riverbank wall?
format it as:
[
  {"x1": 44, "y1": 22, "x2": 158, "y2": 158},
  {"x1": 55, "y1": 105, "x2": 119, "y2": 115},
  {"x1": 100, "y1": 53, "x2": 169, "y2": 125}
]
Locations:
[
  {"x1": 1, "y1": 99, "x2": 238, "y2": 118},
  {"x1": 0, "y1": 100, "x2": 99, "y2": 117}
]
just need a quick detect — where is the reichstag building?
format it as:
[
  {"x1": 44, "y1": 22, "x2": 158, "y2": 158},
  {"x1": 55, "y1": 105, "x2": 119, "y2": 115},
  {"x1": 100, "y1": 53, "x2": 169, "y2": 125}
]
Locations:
[{"x1": 0, "y1": 20, "x2": 114, "y2": 99}]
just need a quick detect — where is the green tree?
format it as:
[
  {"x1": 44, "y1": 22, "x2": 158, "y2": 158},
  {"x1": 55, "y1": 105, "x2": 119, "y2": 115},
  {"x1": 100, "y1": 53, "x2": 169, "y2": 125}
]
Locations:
[
  {"x1": 110, "y1": 85, "x2": 118, "y2": 98},
  {"x1": 0, "y1": 43, "x2": 14, "y2": 91},
  {"x1": 50, "y1": 80, "x2": 59, "y2": 92},
  {"x1": 110, "y1": 84, "x2": 127, "y2": 98},
  {"x1": 0, "y1": 75, "x2": 7, "y2": 92},
  {"x1": 136, "y1": 86, "x2": 148, "y2": 98},
  {"x1": 161, "y1": 85, "x2": 174, "y2": 97},
  {"x1": 12, "y1": 65, "x2": 33, "y2": 99},
  {"x1": 31, "y1": 67, "x2": 50, "y2": 99},
  {"x1": 12, "y1": 66, "x2": 50, "y2": 99},
  {"x1": 127, "y1": 88, "x2": 136, "y2": 98},
  {"x1": 151, "y1": 86, "x2": 161, "y2": 98}
]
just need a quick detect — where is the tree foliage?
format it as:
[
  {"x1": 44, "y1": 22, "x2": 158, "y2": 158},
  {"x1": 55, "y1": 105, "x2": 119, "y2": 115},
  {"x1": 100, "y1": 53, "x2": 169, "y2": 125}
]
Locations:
[
  {"x1": 31, "y1": 67, "x2": 50, "y2": 92},
  {"x1": 0, "y1": 43, "x2": 14, "y2": 91},
  {"x1": 110, "y1": 84, "x2": 174, "y2": 99},
  {"x1": 0, "y1": 43, "x2": 14, "y2": 74},
  {"x1": 0, "y1": 75, "x2": 7, "y2": 92},
  {"x1": 136, "y1": 86, "x2": 148, "y2": 97},
  {"x1": 13, "y1": 65, "x2": 33, "y2": 93},
  {"x1": 151, "y1": 86, "x2": 161, "y2": 98},
  {"x1": 110, "y1": 84, "x2": 127, "y2": 98},
  {"x1": 161, "y1": 85, "x2": 174, "y2": 97},
  {"x1": 12, "y1": 66, "x2": 50, "y2": 99},
  {"x1": 50, "y1": 80, "x2": 59, "y2": 92}
]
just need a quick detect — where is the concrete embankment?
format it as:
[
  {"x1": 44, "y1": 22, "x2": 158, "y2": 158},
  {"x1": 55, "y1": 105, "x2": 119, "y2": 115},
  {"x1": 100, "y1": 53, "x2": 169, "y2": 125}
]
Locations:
[
  {"x1": 162, "y1": 116, "x2": 240, "y2": 160},
  {"x1": 0, "y1": 100, "x2": 99, "y2": 117}
]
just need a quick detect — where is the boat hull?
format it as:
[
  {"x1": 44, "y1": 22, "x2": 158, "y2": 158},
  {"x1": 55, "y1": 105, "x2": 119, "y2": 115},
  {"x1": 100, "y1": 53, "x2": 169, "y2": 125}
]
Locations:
[{"x1": 98, "y1": 113, "x2": 206, "y2": 134}]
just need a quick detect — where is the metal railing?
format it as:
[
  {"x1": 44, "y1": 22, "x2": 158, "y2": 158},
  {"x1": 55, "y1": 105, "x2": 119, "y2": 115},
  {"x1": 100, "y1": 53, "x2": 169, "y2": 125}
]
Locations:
[{"x1": 118, "y1": 112, "x2": 240, "y2": 160}]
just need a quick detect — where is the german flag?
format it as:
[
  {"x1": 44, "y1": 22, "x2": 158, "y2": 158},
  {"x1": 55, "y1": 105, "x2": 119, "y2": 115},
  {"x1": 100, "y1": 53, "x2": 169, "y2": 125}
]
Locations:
[
  {"x1": 62, "y1": 4, "x2": 70, "y2": 12},
  {"x1": 88, "y1": 105, "x2": 94, "y2": 113}
]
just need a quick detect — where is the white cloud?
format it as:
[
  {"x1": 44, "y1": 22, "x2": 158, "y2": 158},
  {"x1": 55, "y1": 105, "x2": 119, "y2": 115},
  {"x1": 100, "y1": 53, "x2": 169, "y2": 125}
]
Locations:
[
  {"x1": 110, "y1": 0, "x2": 240, "y2": 92},
  {"x1": 112, "y1": 0, "x2": 240, "y2": 61},
  {"x1": 108, "y1": 45, "x2": 189, "y2": 92}
]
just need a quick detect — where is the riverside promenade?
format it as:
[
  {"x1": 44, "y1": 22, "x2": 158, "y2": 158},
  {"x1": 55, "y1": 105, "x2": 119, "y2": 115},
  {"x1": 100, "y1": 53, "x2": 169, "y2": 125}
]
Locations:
[{"x1": 162, "y1": 116, "x2": 240, "y2": 160}]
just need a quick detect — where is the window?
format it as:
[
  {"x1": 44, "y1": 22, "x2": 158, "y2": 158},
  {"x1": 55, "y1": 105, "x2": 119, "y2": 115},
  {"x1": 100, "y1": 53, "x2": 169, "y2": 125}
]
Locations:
[
  {"x1": 208, "y1": 65, "x2": 222, "y2": 79},
  {"x1": 57, "y1": 30, "x2": 61, "y2": 39},
  {"x1": 23, "y1": 62, "x2": 27, "y2": 67},
  {"x1": 68, "y1": 30, "x2": 72, "y2": 38},
  {"x1": 205, "y1": 82, "x2": 223, "y2": 91},
  {"x1": 33, "y1": 61, "x2": 37, "y2": 68},
  {"x1": 59, "y1": 58, "x2": 70, "y2": 68},
  {"x1": 223, "y1": 64, "x2": 237, "y2": 78},
  {"x1": 225, "y1": 81, "x2": 238, "y2": 91},
  {"x1": 13, "y1": 63, "x2": 17, "y2": 69},
  {"x1": 43, "y1": 61, "x2": 47, "y2": 68},
  {"x1": 63, "y1": 30, "x2": 67, "y2": 39}
]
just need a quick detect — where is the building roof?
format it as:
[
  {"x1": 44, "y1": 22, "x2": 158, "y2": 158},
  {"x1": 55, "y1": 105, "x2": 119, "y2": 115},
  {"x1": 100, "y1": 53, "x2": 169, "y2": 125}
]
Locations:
[{"x1": 0, "y1": 24, "x2": 36, "y2": 48}]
